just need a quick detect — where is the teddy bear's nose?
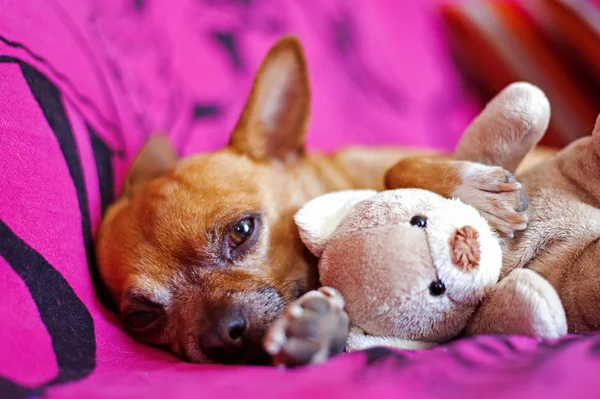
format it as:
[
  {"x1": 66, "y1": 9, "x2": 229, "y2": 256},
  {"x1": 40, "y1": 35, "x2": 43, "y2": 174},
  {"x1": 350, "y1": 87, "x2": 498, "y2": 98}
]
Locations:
[{"x1": 449, "y1": 225, "x2": 481, "y2": 271}]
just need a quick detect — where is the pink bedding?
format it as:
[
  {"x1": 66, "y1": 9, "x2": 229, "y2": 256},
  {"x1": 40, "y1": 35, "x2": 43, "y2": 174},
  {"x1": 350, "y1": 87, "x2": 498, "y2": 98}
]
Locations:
[{"x1": 1, "y1": 1, "x2": 599, "y2": 398}]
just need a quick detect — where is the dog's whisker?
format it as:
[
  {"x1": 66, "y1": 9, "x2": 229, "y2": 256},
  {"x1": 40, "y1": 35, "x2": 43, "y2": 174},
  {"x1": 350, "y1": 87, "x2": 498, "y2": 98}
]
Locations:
[
  {"x1": 278, "y1": 280, "x2": 300, "y2": 293},
  {"x1": 273, "y1": 279, "x2": 301, "y2": 291},
  {"x1": 264, "y1": 278, "x2": 279, "y2": 291}
]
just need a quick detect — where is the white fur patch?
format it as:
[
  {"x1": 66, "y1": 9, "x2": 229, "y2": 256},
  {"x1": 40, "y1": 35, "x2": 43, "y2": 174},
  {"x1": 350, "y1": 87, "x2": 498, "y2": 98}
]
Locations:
[
  {"x1": 135, "y1": 275, "x2": 173, "y2": 306},
  {"x1": 426, "y1": 198, "x2": 503, "y2": 306}
]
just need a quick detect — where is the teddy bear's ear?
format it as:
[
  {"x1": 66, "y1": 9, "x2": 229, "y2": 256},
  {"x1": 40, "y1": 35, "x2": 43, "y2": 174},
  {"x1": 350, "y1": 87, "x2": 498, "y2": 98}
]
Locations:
[
  {"x1": 294, "y1": 190, "x2": 377, "y2": 257},
  {"x1": 454, "y1": 82, "x2": 550, "y2": 174}
]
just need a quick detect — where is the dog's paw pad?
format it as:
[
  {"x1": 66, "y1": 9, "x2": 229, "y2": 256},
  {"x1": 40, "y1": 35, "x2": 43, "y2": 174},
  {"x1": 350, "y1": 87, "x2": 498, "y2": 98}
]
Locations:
[{"x1": 263, "y1": 287, "x2": 349, "y2": 368}]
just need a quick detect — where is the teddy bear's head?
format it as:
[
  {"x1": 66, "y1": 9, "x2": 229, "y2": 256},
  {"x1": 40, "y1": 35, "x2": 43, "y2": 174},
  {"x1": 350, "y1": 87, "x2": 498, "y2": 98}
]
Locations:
[{"x1": 295, "y1": 189, "x2": 503, "y2": 343}]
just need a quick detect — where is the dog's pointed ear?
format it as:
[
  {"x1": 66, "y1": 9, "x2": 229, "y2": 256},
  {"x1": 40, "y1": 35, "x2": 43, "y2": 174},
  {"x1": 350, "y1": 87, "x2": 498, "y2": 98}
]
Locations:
[
  {"x1": 454, "y1": 82, "x2": 550, "y2": 174},
  {"x1": 229, "y1": 35, "x2": 310, "y2": 163},
  {"x1": 123, "y1": 136, "x2": 178, "y2": 197},
  {"x1": 294, "y1": 190, "x2": 377, "y2": 257}
]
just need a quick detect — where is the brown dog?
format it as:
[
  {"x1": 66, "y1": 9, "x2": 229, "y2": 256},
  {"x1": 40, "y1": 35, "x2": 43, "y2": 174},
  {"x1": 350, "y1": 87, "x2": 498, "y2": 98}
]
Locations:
[{"x1": 96, "y1": 35, "x2": 536, "y2": 365}]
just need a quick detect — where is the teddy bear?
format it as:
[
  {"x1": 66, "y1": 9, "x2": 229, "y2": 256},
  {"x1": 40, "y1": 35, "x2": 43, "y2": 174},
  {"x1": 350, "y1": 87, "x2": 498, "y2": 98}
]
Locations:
[
  {"x1": 290, "y1": 186, "x2": 566, "y2": 353},
  {"x1": 263, "y1": 82, "x2": 570, "y2": 366}
]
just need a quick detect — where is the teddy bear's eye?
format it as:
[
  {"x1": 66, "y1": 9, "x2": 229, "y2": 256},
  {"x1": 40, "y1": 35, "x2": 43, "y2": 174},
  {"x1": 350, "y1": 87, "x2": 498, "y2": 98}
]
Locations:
[
  {"x1": 410, "y1": 215, "x2": 427, "y2": 228},
  {"x1": 429, "y1": 281, "x2": 446, "y2": 296}
]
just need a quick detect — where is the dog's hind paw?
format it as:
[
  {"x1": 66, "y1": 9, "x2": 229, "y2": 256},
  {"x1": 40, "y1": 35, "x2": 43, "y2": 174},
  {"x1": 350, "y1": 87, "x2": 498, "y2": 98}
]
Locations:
[{"x1": 263, "y1": 287, "x2": 349, "y2": 367}]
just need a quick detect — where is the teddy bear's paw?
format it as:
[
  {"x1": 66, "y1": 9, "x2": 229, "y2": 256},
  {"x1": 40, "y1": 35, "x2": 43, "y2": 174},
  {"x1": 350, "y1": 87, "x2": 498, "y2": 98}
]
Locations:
[
  {"x1": 262, "y1": 287, "x2": 349, "y2": 367},
  {"x1": 453, "y1": 163, "x2": 529, "y2": 238}
]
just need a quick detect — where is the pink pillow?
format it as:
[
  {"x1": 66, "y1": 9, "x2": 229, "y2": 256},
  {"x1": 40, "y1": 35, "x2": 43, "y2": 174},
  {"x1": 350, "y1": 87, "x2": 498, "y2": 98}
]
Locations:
[{"x1": 5, "y1": 1, "x2": 594, "y2": 399}]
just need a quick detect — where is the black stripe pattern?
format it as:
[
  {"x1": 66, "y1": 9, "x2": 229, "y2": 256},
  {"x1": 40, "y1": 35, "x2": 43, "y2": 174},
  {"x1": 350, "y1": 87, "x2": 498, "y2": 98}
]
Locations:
[{"x1": 0, "y1": 57, "x2": 118, "y2": 397}]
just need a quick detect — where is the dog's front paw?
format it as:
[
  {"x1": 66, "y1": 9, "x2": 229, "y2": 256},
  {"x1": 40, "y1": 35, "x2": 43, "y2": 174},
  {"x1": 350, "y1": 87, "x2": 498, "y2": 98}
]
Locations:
[
  {"x1": 454, "y1": 163, "x2": 529, "y2": 238},
  {"x1": 263, "y1": 287, "x2": 349, "y2": 368}
]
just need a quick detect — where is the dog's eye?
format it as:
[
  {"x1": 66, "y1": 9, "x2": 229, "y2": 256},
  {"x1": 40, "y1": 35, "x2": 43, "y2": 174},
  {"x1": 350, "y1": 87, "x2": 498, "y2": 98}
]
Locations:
[
  {"x1": 410, "y1": 215, "x2": 427, "y2": 228},
  {"x1": 429, "y1": 281, "x2": 446, "y2": 296},
  {"x1": 223, "y1": 215, "x2": 260, "y2": 261},
  {"x1": 229, "y1": 217, "x2": 255, "y2": 247},
  {"x1": 124, "y1": 309, "x2": 162, "y2": 330}
]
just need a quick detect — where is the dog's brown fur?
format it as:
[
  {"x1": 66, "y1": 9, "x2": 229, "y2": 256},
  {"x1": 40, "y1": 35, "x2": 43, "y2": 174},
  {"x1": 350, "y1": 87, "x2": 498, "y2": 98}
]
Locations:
[{"x1": 96, "y1": 35, "x2": 545, "y2": 364}]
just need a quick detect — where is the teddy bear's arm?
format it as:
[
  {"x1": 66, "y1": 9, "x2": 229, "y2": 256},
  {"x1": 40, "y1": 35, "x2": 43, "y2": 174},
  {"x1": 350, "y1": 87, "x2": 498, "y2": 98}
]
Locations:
[
  {"x1": 346, "y1": 326, "x2": 436, "y2": 352},
  {"x1": 466, "y1": 268, "x2": 566, "y2": 339}
]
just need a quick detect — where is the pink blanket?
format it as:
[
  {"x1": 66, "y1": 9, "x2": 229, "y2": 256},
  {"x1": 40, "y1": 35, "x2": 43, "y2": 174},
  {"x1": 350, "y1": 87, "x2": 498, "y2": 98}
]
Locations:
[{"x1": 2, "y1": 1, "x2": 599, "y2": 398}]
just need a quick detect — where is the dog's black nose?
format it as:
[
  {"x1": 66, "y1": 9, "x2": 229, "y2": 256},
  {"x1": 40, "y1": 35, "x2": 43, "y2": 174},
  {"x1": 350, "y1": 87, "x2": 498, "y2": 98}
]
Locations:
[{"x1": 200, "y1": 311, "x2": 249, "y2": 363}]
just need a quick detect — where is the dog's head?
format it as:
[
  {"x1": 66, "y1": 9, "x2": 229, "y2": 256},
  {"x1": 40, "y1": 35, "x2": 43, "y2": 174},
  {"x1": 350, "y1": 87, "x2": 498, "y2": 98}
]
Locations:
[{"x1": 96, "y1": 36, "x2": 316, "y2": 364}]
